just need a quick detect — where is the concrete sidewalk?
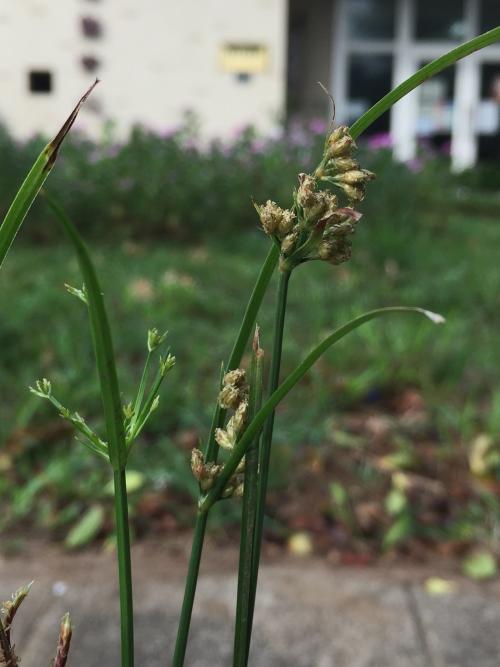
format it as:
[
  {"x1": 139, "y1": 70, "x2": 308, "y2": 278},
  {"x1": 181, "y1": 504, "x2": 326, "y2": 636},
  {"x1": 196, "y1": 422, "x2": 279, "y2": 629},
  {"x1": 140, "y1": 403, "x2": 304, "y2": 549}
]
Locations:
[{"x1": 2, "y1": 541, "x2": 500, "y2": 666}]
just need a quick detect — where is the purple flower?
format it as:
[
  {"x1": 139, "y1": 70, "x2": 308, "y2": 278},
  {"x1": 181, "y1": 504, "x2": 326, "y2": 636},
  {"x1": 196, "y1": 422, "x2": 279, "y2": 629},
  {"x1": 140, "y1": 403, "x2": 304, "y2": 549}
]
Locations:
[
  {"x1": 250, "y1": 138, "x2": 267, "y2": 154},
  {"x1": 367, "y1": 132, "x2": 393, "y2": 150},
  {"x1": 406, "y1": 157, "x2": 424, "y2": 173},
  {"x1": 309, "y1": 117, "x2": 328, "y2": 135}
]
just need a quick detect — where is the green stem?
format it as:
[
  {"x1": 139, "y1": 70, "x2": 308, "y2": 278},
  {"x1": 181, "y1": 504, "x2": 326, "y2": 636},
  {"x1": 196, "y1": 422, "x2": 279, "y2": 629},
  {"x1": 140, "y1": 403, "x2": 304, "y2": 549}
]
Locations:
[
  {"x1": 233, "y1": 331, "x2": 264, "y2": 667},
  {"x1": 172, "y1": 244, "x2": 279, "y2": 666},
  {"x1": 129, "y1": 351, "x2": 151, "y2": 435},
  {"x1": 47, "y1": 196, "x2": 135, "y2": 666},
  {"x1": 168, "y1": 31, "x2": 497, "y2": 662},
  {"x1": 246, "y1": 270, "x2": 290, "y2": 653},
  {"x1": 172, "y1": 513, "x2": 208, "y2": 667},
  {"x1": 113, "y1": 470, "x2": 134, "y2": 667},
  {"x1": 205, "y1": 243, "x2": 280, "y2": 464}
]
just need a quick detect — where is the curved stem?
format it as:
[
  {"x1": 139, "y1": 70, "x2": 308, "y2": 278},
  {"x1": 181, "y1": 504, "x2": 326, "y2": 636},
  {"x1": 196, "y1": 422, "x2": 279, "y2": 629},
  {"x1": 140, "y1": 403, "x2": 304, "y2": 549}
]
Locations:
[
  {"x1": 200, "y1": 307, "x2": 442, "y2": 513},
  {"x1": 113, "y1": 470, "x2": 134, "y2": 667}
]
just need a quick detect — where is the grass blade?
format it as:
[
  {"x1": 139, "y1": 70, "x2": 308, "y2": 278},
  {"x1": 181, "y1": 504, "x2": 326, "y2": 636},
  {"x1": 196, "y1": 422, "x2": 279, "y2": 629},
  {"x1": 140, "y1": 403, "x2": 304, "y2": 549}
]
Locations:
[
  {"x1": 44, "y1": 196, "x2": 134, "y2": 667},
  {"x1": 200, "y1": 307, "x2": 444, "y2": 513},
  {"x1": 44, "y1": 195, "x2": 126, "y2": 471},
  {"x1": 204, "y1": 243, "x2": 280, "y2": 463},
  {"x1": 0, "y1": 81, "x2": 98, "y2": 269}
]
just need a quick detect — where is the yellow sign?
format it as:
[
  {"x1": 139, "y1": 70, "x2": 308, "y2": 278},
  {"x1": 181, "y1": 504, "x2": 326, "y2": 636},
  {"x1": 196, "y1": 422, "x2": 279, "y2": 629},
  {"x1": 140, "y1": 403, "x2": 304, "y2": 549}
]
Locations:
[{"x1": 219, "y1": 43, "x2": 269, "y2": 74}]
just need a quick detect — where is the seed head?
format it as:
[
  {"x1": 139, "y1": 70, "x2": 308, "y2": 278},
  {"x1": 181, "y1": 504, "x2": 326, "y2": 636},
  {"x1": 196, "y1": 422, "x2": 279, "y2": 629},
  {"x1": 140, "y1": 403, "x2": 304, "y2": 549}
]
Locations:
[
  {"x1": 215, "y1": 428, "x2": 234, "y2": 451},
  {"x1": 335, "y1": 169, "x2": 375, "y2": 186},
  {"x1": 280, "y1": 228, "x2": 299, "y2": 257},
  {"x1": 318, "y1": 237, "x2": 353, "y2": 265},
  {"x1": 326, "y1": 126, "x2": 356, "y2": 159},
  {"x1": 54, "y1": 612, "x2": 72, "y2": 667},
  {"x1": 1, "y1": 582, "x2": 32, "y2": 643},
  {"x1": 223, "y1": 369, "x2": 246, "y2": 387},
  {"x1": 29, "y1": 378, "x2": 52, "y2": 398},
  {"x1": 218, "y1": 384, "x2": 242, "y2": 410},
  {"x1": 190, "y1": 448, "x2": 223, "y2": 490},
  {"x1": 296, "y1": 174, "x2": 318, "y2": 210},
  {"x1": 147, "y1": 328, "x2": 167, "y2": 352},
  {"x1": 337, "y1": 183, "x2": 366, "y2": 201},
  {"x1": 330, "y1": 157, "x2": 359, "y2": 172},
  {"x1": 278, "y1": 208, "x2": 296, "y2": 235},
  {"x1": 64, "y1": 283, "x2": 88, "y2": 305},
  {"x1": 190, "y1": 448, "x2": 205, "y2": 481},
  {"x1": 255, "y1": 200, "x2": 294, "y2": 238},
  {"x1": 218, "y1": 368, "x2": 247, "y2": 409},
  {"x1": 160, "y1": 353, "x2": 176, "y2": 376}
]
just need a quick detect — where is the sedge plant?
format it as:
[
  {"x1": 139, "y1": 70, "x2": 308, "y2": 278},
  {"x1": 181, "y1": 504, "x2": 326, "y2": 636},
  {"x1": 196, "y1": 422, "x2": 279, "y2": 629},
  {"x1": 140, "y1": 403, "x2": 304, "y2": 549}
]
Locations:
[
  {"x1": 173, "y1": 26, "x2": 500, "y2": 667},
  {"x1": 0, "y1": 26, "x2": 498, "y2": 667}
]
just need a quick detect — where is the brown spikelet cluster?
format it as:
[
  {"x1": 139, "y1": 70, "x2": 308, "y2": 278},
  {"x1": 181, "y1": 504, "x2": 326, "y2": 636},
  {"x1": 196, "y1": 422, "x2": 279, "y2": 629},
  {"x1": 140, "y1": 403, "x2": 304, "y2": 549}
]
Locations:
[
  {"x1": 53, "y1": 613, "x2": 73, "y2": 667},
  {"x1": 190, "y1": 369, "x2": 248, "y2": 498},
  {"x1": 0, "y1": 585, "x2": 72, "y2": 667},
  {"x1": 255, "y1": 124, "x2": 374, "y2": 272}
]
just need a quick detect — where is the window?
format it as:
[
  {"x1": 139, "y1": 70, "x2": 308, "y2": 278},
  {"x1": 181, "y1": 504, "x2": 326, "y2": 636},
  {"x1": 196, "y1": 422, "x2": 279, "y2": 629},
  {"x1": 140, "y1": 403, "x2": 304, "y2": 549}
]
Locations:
[
  {"x1": 81, "y1": 16, "x2": 103, "y2": 38},
  {"x1": 346, "y1": 0, "x2": 395, "y2": 40},
  {"x1": 417, "y1": 63, "x2": 455, "y2": 142},
  {"x1": 478, "y1": 62, "x2": 500, "y2": 161},
  {"x1": 29, "y1": 70, "x2": 52, "y2": 93},
  {"x1": 81, "y1": 55, "x2": 100, "y2": 72},
  {"x1": 416, "y1": 0, "x2": 465, "y2": 41},
  {"x1": 481, "y1": 0, "x2": 500, "y2": 33},
  {"x1": 347, "y1": 55, "x2": 393, "y2": 131}
]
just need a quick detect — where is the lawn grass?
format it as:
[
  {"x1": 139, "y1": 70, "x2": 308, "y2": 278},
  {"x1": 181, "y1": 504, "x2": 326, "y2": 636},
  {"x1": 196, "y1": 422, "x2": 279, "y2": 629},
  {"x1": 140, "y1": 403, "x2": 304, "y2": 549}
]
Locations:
[{"x1": 1, "y1": 204, "x2": 499, "y2": 542}]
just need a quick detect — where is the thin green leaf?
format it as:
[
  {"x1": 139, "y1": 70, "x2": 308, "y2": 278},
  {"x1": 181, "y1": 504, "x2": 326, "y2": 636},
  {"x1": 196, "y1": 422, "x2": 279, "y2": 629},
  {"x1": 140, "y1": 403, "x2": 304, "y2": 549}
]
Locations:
[
  {"x1": 200, "y1": 307, "x2": 444, "y2": 512},
  {"x1": 350, "y1": 28, "x2": 500, "y2": 139},
  {"x1": 44, "y1": 195, "x2": 127, "y2": 471},
  {"x1": 0, "y1": 80, "x2": 98, "y2": 269},
  {"x1": 204, "y1": 243, "x2": 280, "y2": 463}
]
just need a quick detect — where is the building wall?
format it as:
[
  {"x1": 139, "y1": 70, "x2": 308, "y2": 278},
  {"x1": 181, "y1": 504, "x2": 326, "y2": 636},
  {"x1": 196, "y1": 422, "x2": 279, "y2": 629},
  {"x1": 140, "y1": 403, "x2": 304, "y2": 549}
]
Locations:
[{"x1": 0, "y1": 0, "x2": 288, "y2": 140}]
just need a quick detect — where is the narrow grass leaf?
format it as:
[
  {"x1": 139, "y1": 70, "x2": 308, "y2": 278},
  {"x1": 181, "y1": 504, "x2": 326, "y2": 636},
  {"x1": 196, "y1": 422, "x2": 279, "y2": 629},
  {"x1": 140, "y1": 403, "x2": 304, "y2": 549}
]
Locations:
[
  {"x1": 200, "y1": 307, "x2": 444, "y2": 512},
  {"x1": 0, "y1": 80, "x2": 98, "y2": 269},
  {"x1": 44, "y1": 196, "x2": 127, "y2": 471}
]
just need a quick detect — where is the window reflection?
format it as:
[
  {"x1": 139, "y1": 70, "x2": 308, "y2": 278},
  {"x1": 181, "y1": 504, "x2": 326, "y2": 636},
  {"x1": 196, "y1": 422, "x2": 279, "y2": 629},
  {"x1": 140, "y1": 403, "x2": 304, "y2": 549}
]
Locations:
[
  {"x1": 416, "y1": 0, "x2": 465, "y2": 40},
  {"x1": 478, "y1": 63, "x2": 500, "y2": 161},
  {"x1": 346, "y1": 0, "x2": 395, "y2": 40},
  {"x1": 417, "y1": 63, "x2": 455, "y2": 152},
  {"x1": 481, "y1": 0, "x2": 500, "y2": 33},
  {"x1": 348, "y1": 55, "x2": 393, "y2": 132}
]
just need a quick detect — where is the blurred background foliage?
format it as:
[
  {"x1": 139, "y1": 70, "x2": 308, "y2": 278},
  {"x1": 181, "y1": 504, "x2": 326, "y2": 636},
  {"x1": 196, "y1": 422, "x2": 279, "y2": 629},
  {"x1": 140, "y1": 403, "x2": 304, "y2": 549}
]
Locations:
[{"x1": 1, "y1": 119, "x2": 500, "y2": 564}]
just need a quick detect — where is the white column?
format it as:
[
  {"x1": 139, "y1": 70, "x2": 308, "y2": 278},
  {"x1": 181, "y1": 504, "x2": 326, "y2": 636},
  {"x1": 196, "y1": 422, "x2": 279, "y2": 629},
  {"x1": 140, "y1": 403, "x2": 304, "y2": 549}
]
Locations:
[
  {"x1": 391, "y1": 0, "x2": 418, "y2": 162},
  {"x1": 451, "y1": 0, "x2": 480, "y2": 170},
  {"x1": 329, "y1": 0, "x2": 348, "y2": 124}
]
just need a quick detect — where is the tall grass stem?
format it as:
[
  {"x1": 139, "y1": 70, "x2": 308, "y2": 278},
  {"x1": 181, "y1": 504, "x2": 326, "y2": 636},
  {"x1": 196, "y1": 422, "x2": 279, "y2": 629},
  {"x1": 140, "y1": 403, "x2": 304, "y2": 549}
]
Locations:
[
  {"x1": 233, "y1": 329, "x2": 265, "y2": 666},
  {"x1": 114, "y1": 470, "x2": 135, "y2": 667},
  {"x1": 46, "y1": 196, "x2": 134, "y2": 666},
  {"x1": 172, "y1": 245, "x2": 279, "y2": 665},
  {"x1": 172, "y1": 514, "x2": 208, "y2": 666},
  {"x1": 245, "y1": 271, "x2": 290, "y2": 653}
]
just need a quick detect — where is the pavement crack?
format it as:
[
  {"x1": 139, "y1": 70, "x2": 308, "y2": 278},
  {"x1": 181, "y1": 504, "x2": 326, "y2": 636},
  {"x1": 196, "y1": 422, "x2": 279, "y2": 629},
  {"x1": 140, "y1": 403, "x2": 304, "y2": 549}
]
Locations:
[{"x1": 403, "y1": 583, "x2": 437, "y2": 667}]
